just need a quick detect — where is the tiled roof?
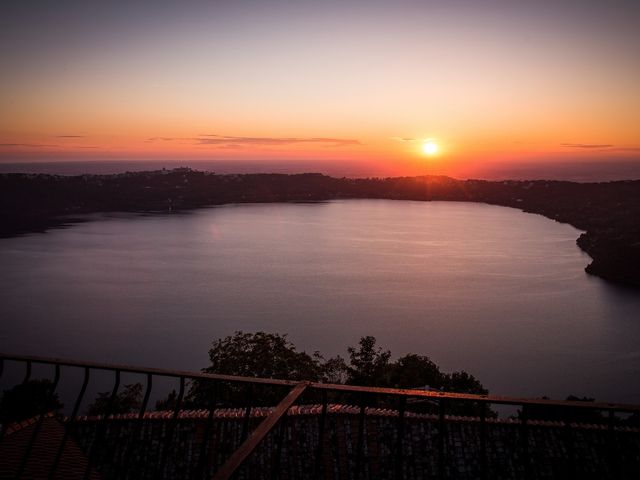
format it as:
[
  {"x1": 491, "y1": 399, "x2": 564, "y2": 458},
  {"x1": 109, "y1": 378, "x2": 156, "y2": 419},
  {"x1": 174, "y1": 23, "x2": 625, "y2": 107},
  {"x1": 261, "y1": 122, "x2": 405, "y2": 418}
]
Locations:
[
  {"x1": 72, "y1": 404, "x2": 640, "y2": 432},
  {"x1": 3, "y1": 411, "x2": 56, "y2": 436},
  {"x1": 0, "y1": 413, "x2": 101, "y2": 480}
]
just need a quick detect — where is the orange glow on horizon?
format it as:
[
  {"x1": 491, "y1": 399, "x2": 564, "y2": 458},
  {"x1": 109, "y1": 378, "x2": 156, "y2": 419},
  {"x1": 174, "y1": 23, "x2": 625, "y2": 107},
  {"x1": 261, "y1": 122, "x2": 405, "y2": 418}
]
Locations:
[{"x1": 2, "y1": 128, "x2": 639, "y2": 179}]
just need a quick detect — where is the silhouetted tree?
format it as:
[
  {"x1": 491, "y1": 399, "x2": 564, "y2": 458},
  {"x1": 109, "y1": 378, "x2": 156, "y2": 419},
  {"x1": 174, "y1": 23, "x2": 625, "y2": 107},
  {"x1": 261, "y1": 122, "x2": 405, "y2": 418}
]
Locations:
[
  {"x1": 346, "y1": 336, "x2": 391, "y2": 386},
  {"x1": 187, "y1": 331, "x2": 324, "y2": 407},
  {"x1": 388, "y1": 354, "x2": 443, "y2": 389},
  {"x1": 322, "y1": 355, "x2": 349, "y2": 384},
  {"x1": 87, "y1": 383, "x2": 143, "y2": 416},
  {"x1": 157, "y1": 332, "x2": 492, "y2": 417},
  {"x1": 205, "y1": 331, "x2": 323, "y2": 380},
  {"x1": 385, "y1": 353, "x2": 491, "y2": 416},
  {"x1": 442, "y1": 371, "x2": 487, "y2": 395},
  {"x1": 155, "y1": 389, "x2": 180, "y2": 411},
  {"x1": 0, "y1": 380, "x2": 63, "y2": 425}
]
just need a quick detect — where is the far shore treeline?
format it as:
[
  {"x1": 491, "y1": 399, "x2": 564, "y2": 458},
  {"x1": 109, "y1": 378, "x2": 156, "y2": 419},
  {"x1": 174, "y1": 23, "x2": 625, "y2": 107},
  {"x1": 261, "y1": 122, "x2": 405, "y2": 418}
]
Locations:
[{"x1": 1, "y1": 169, "x2": 639, "y2": 287}]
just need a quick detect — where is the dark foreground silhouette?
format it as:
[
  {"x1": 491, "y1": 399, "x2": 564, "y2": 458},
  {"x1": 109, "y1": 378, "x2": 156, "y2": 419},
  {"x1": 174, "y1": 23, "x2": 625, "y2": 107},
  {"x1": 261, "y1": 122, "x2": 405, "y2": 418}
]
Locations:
[
  {"x1": 2, "y1": 334, "x2": 639, "y2": 480},
  {"x1": 1, "y1": 169, "x2": 639, "y2": 287}
]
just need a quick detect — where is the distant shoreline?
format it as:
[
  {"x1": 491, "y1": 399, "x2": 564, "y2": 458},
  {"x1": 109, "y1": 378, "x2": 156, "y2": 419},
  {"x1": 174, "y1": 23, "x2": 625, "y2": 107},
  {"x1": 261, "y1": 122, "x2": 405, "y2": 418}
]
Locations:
[
  {"x1": 1, "y1": 169, "x2": 639, "y2": 288},
  {"x1": 2, "y1": 159, "x2": 640, "y2": 182}
]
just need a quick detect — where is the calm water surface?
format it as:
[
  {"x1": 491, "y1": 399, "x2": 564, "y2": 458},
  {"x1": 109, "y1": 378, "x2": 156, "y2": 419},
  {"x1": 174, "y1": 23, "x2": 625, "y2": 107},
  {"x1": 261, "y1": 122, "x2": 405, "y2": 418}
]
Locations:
[{"x1": 2, "y1": 200, "x2": 639, "y2": 403}]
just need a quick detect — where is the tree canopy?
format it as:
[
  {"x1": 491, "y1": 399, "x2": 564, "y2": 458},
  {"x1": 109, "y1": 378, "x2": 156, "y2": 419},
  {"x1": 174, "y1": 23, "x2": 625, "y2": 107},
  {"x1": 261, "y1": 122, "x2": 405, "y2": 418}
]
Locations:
[
  {"x1": 182, "y1": 331, "x2": 489, "y2": 412},
  {"x1": 0, "y1": 380, "x2": 63, "y2": 425},
  {"x1": 187, "y1": 331, "x2": 326, "y2": 406},
  {"x1": 203, "y1": 331, "x2": 324, "y2": 381},
  {"x1": 87, "y1": 383, "x2": 143, "y2": 416}
]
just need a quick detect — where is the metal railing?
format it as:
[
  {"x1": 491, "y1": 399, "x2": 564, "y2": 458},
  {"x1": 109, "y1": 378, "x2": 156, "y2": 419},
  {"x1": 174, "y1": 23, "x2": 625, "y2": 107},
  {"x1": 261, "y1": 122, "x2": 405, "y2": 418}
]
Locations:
[{"x1": 1, "y1": 353, "x2": 639, "y2": 480}]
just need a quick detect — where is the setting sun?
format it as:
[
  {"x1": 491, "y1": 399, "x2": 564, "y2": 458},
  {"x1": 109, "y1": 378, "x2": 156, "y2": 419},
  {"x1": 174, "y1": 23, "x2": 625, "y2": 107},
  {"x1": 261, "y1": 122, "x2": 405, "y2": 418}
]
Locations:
[{"x1": 422, "y1": 140, "x2": 439, "y2": 156}]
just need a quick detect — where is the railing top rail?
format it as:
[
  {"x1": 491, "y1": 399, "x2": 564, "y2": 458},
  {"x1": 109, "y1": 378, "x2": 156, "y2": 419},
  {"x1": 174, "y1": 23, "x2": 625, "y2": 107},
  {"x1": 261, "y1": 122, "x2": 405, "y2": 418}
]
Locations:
[
  {"x1": 3, "y1": 352, "x2": 640, "y2": 413},
  {"x1": 310, "y1": 382, "x2": 640, "y2": 412},
  {"x1": 0, "y1": 353, "x2": 299, "y2": 387}
]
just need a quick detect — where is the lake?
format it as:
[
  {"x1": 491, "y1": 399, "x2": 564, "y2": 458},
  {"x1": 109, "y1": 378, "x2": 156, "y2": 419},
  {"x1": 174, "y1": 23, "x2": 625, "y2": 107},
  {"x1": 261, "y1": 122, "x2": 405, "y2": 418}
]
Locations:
[{"x1": 1, "y1": 200, "x2": 639, "y2": 404}]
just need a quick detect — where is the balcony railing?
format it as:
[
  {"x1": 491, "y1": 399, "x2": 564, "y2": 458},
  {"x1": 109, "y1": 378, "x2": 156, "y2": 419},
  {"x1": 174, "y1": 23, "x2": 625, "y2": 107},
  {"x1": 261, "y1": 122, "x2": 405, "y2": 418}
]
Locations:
[{"x1": 1, "y1": 352, "x2": 639, "y2": 479}]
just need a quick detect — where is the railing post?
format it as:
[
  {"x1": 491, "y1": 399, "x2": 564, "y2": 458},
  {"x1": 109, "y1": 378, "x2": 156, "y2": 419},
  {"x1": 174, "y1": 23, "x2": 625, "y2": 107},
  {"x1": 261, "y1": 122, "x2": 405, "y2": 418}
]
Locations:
[
  {"x1": 241, "y1": 384, "x2": 253, "y2": 442},
  {"x1": 120, "y1": 373, "x2": 153, "y2": 478},
  {"x1": 314, "y1": 390, "x2": 328, "y2": 479},
  {"x1": 158, "y1": 376, "x2": 186, "y2": 479},
  {"x1": 520, "y1": 406, "x2": 529, "y2": 480},
  {"x1": 438, "y1": 399, "x2": 446, "y2": 480},
  {"x1": 22, "y1": 360, "x2": 32, "y2": 384},
  {"x1": 354, "y1": 393, "x2": 368, "y2": 480},
  {"x1": 196, "y1": 380, "x2": 219, "y2": 479},
  {"x1": 0, "y1": 358, "x2": 3, "y2": 438},
  {"x1": 395, "y1": 396, "x2": 406, "y2": 479},
  {"x1": 17, "y1": 363, "x2": 61, "y2": 479},
  {"x1": 84, "y1": 369, "x2": 121, "y2": 480},
  {"x1": 607, "y1": 409, "x2": 619, "y2": 479},
  {"x1": 479, "y1": 402, "x2": 487, "y2": 480},
  {"x1": 270, "y1": 409, "x2": 287, "y2": 479},
  {"x1": 50, "y1": 366, "x2": 90, "y2": 479},
  {"x1": 564, "y1": 407, "x2": 575, "y2": 480}
]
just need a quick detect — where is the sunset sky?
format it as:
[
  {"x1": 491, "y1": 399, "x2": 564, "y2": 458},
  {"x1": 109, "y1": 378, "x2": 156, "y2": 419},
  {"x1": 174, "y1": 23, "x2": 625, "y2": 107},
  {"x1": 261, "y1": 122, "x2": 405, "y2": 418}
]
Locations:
[{"x1": 1, "y1": 0, "x2": 639, "y2": 177}]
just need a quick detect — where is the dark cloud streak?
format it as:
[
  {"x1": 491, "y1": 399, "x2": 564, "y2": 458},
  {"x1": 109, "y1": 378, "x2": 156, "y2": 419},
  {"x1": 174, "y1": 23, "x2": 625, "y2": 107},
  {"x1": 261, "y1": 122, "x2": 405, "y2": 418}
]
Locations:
[
  {"x1": 561, "y1": 143, "x2": 614, "y2": 149},
  {"x1": 196, "y1": 135, "x2": 360, "y2": 146},
  {"x1": 0, "y1": 143, "x2": 59, "y2": 148},
  {"x1": 148, "y1": 135, "x2": 361, "y2": 147}
]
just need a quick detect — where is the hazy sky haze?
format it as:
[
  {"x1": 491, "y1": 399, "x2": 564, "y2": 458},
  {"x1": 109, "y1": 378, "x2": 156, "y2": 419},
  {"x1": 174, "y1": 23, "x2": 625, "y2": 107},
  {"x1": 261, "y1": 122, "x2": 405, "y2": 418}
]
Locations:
[{"x1": 1, "y1": 0, "x2": 639, "y2": 176}]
